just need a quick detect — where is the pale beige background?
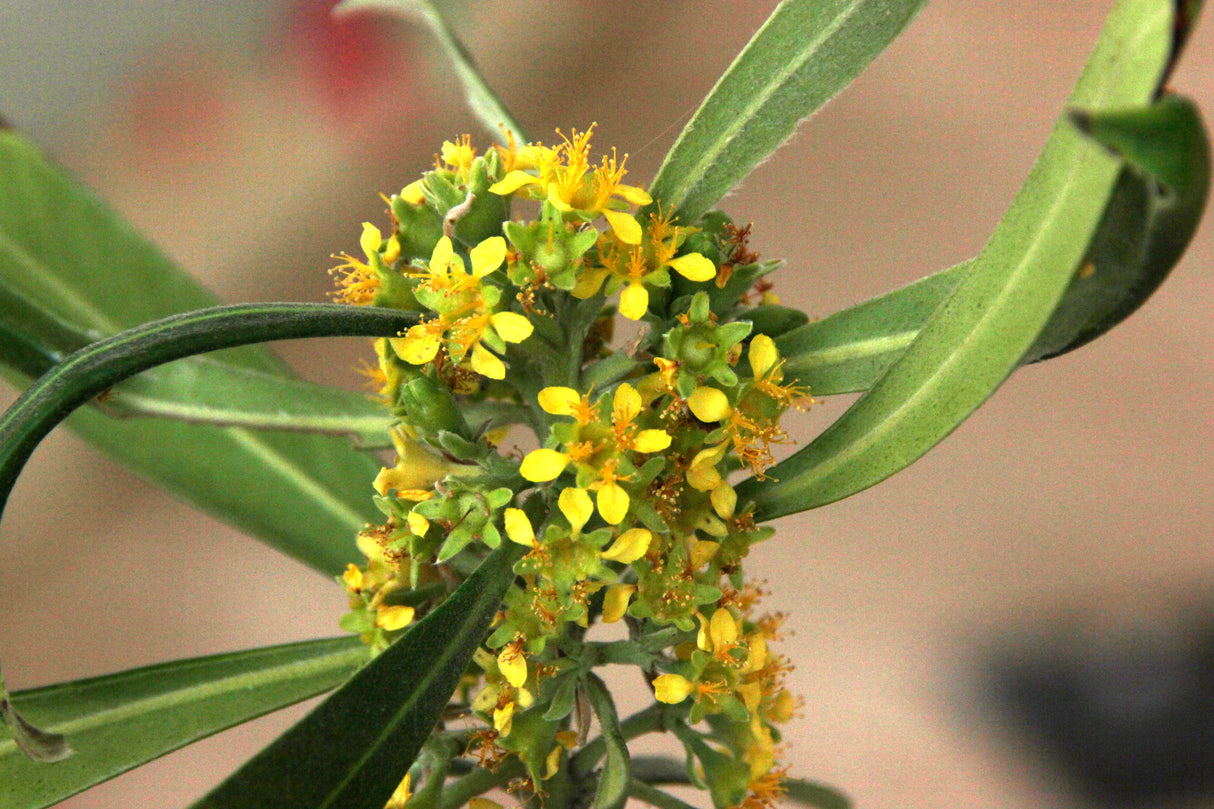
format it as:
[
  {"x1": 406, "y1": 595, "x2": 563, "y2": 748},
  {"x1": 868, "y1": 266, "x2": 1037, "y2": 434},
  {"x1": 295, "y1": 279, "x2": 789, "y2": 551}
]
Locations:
[{"x1": 1, "y1": 2, "x2": 1212, "y2": 807}]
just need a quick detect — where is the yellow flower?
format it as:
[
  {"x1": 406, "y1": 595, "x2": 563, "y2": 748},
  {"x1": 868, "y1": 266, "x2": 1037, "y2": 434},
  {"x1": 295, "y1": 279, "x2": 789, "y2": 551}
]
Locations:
[
  {"x1": 330, "y1": 221, "x2": 398, "y2": 306},
  {"x1": 497, "y1": 640, "x2": 528, "y2": 688},
  {"x1": 575, "y1": 212, "x2": 717, "y2": 320},
  {"x1": 440, "y1": 134, "x2": 477, "y2": 179},
  {"x1": 390, "y1": 236, "x2": 533, "y2": 379},
  {"x1": 489, "y1": 125, "x2": 652, "y2": 244}
]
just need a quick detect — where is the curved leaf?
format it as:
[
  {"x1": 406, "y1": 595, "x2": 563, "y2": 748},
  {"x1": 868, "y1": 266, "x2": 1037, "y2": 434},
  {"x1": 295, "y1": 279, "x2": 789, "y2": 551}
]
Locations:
[
  {"x1": 741, "y1": 0, "x2": 1180, "y2": 520},
  {"x1": 192, "y1": 543, "x2": 523, "y2": 809},
  {"x1": 0, "y1": 303, "x2": 418, "y2": 539},
  {"x1": 0, "y1": 638, "x2": 366, "y2": 809},
  {"x1": 645, "y1": 0, "x2": 928, "y2": 224},
  {"x1": 1025, "y1": 94, "x2": 1210, "y2": 361},
  {"x1": 775, "y1": 95, "x2": 1209, "y2": 393},
  {"x1": 0, "y1": 131, "x2": 392, "y2": 574}
]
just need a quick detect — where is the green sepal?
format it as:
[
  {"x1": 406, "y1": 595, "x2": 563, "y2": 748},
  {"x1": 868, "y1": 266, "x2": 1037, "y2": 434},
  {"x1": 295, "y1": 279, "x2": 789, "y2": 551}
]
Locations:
[
  {"x1": 451, "y1": 157, "x2": 510, "y2": 248},
  {"x1": 390, "y1": 192, "x2": 444, "y2": 266}
]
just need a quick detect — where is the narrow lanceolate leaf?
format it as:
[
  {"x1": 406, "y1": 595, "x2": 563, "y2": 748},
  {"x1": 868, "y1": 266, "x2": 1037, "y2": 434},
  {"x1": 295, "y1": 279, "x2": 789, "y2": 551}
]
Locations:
[
  {"x1": 584, "y1": 673, "x2": 631, "y2": 809},
  {"x1": 193, "y1": 544, "x2": 522, "y2": 809},
  {"x1": 775, "y1": 261, "x2": 970, "y2": 396},
  {"x1": 0, "y1": 637, "x2": 367, "y2": 809},
  {"x1": 741, "y1": 0, "x2": 1180, "y2": 520},
  {"x1": 0, "y1": 131, "x2": 392, "y2": 574},
  {"x1": 645, "y1": 0, "x2": 927, "y2": 224},
  {"x1": 101, "y1": 359, "x2": 393, "y2": 444},
  {"x1": 334, "y1": 0, "x2": 527, "y2": 144},
  {"x1": 0, "y1": 304, "x2": 418, "y2": 541}
]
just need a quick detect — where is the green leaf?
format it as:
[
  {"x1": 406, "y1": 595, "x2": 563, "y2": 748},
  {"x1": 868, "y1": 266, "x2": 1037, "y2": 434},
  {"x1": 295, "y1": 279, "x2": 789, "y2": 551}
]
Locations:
[
  {"x1": 775, "y1": 96, "x2": 1208, "y2": 394},
  {"x1": 645, "y1": 0, "x2": 928, "y2": 224},
  {"x1": 741, "y1": 0, "x2": 1180, "y2": 520},
  {"x1": 1025, "y1": 94, "x2": 1210, "y2": 361},
  {"x1": 0, "y1": 304, "x2": 418, "y2": 574},
  {"x1": 584, "y1": 673, "x2": 631, "y2": 809},
  {"x1": 101, "y1": 359, "x2": 393, "y2": 445},
  {"x1": 0, "y1": 131, "x2": 395, "y2": 574},
  {"x1": 784, "y1": 779, "x2": 852, "y2": 809},
  {"x1": 192, "y1": 543, "x2": 522, "y2": 809},
  {"x1": 334, "y1": 0, "x2": 527, "y2": 144},
  {"x1": 775, "y1": 261, "x2": 969, "y2": 396},
  {"x1": 0, "y1": 637, "x2": 366, "y2": 809}
]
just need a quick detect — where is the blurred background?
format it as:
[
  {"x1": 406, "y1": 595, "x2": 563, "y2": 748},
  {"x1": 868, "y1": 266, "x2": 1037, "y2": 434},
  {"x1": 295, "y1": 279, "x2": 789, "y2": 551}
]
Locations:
[{"x1": 1, "y1": 1, "x2": 1212, "y2": 806}]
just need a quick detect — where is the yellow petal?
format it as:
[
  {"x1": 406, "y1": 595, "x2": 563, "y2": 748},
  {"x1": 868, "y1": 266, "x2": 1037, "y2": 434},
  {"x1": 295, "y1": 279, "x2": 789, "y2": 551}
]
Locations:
[
  {"x1": 686, "y1": 461, "x2": 722, "y2": 492},
  {"x1": 387, "y1": 773, "x2": 413, "y2": 809},
  {"x1": 406, "y1": 510, "x2": 430, "y2": 537},
  {"x1": 489, "y1": 169, "x2": 539, "y2": 196},
  {"x1": 710, "y1": 608, "x2": 739, "y2": 650},
  {"x1": 559, "y1": 487, "x2": 594, "y2": 532},
  {"x1": 612, "y1": 383, "x2": 642, "y2": 423},
  {"x1": 490, "y1": 311, "x2": 534, "y2": 343},
  {"x1": 619, "y1": 281, "x2": 648, "y2": 320},
  {"x1": 543, "y1": 745, "x2": 563, "y2": 780},
  {"x1": 400, "y1": 179, "x2": 426, "y2": 205},
  {"x1": 359, "y1": 222, "x2": 382, "y2": 261},
  {"x1": 538, "y1": 386, "x2": 582, "y2": 416},
  {"x1": 470, "y1": 236, "x2": 507, "y2": 278},
  {"x1": 571, "y1": 266, "x2": 610, "y2": 299},
  {"x1": 520, "y1": 448, "x2": 569, "y2": 482},
  {"x1": 342, "y1": 564, "x2": 363, "y2": 591},
  {"x1": 498, "y1": 646, "x2": 528, "y2": 688},
  {"x1": 615, "y1": 183, "x2": 653, "y2": 206},
  {"x1": 376, "y1": 605, "x2": 415, "y2": 631},
  {"x1": 602, "y1": 208, "x2": 642, "y2": 245},
  {"x1": 771, "y1": 688, "x2": 796, "y2": 722},
  {"x1": 470, "y1": 343, "x2": 506, "y2": 379},
  {"x1": 430, "y1": 235, "x2": 455, "y2": 270},
  {"x1": 710, "y1": 482, "x2": 737, "y2": 519},
  {"x1": 391, "y1": 326, "x2": 441, "y2": 365},
  {"x1": 493, "y1": 701, "x2": 515, "y2": 735},
  {"x1": 545, "y1": 185, "x2": 574, "y2": 212},
  {"x1": 504, "y1": 508, "x2": 535, "y2": 547},
  {"x1": 633, "y1": 429, "x2": 672, "y2": 453},
  {"x1": 748, "y1": 333, "x2": 779, "y2": 378},
  {"x1": 688, "y1": 386, "x2": 731, "y2": 422},
  {"x1": 653, "y1": 673, "x2": 695, "y2": 704},
  {"x1": 602, "y1": 583, "x2": 637, "y2": 623},
  {"x1": 601, "y1": 527, "x2": 651, "y2": 564},
  {"x1": 745, "y1": 633, "x2": 768, "y2": 674},
  {"x1": 596, "y1": 482, "x2": 630, "y2": 525},
  {"x1": 667, "y1": 252, "x2": 717, "y2": 282},
  {"x1": 688, "y1": 540, "x2": 719, "y2": 569}
]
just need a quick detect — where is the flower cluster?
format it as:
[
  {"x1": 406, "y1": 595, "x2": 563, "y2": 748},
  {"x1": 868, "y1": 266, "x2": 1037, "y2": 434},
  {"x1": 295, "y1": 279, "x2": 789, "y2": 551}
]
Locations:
[{"x1": 332, "y1": 129, "x2": 811, "y2": 809}]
